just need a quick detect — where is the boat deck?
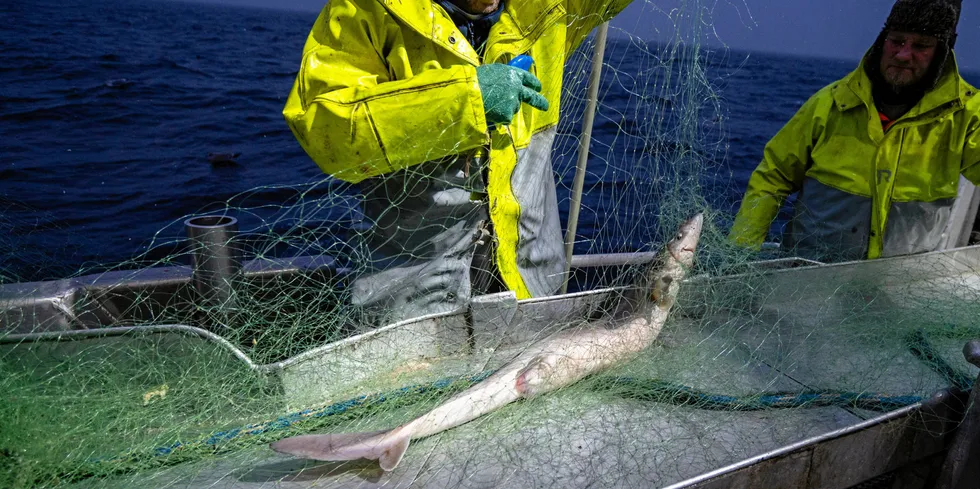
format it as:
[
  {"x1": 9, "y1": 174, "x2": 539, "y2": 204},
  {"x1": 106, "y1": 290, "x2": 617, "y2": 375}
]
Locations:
[{"x1": 41, "y1": 247, "x2": 979, "y2": 488}]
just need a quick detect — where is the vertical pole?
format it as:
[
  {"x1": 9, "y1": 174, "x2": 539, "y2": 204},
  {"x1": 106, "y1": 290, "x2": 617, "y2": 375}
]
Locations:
[
  {"x1": 562, "y1": 22, "x2": 609, "y2": 294},
  {"x1": 185, "y1": 215, "x2": 242, "y2": 328}
]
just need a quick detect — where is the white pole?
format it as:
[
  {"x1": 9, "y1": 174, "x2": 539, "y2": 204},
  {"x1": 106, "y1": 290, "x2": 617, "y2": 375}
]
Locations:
[{"x1": 561, "y1": 22, "x2": 609, "y2": 294}]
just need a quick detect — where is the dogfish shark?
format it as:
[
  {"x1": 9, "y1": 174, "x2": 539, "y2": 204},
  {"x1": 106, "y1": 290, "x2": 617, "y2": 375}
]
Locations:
[{"x1": 270, "y1": 213, "x2": 704, "y2": 471}]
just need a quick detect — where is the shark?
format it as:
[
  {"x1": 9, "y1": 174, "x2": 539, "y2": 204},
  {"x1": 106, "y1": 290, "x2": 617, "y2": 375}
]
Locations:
[{"x1": 270, "y1": 213, "x2": 704, "y2": 471}]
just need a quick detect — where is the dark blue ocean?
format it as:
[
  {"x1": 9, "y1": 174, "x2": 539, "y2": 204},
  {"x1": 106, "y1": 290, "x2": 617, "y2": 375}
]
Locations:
[{"x1": 3, "y1": 0, "x2": 978, "y2": 283}]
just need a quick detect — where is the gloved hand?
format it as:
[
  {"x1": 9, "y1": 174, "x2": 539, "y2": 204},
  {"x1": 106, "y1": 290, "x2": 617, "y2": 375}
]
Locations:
[{"x1": 475, "y1": 63, "x2": 550, "y2": 126}]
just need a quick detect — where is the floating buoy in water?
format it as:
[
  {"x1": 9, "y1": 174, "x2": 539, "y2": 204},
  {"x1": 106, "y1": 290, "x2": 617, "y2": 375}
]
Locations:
[
  {"x1": 104, "y1": 78, "x2": 133, "y2": 88},
  {"x1": 207, "y1": 152, "x2": 241, "y2": 165}
]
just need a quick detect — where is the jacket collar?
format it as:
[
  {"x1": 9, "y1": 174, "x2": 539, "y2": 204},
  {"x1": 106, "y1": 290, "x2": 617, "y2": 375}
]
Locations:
[
  {"x1": 376, "y1": 0, "x2": 563, "y2": 64},
  {"x1": 833, "y1": 50, "x2": 966, "y2": 119}
]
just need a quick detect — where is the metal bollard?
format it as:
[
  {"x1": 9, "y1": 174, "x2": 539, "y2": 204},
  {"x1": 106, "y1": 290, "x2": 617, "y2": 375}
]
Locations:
[{"x1": 184, "y1": 215, "x2": 242, "y2": 321}]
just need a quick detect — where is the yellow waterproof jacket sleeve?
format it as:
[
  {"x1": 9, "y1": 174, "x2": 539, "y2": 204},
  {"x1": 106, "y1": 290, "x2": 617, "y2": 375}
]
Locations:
[
  {"x1": 729, "y1": 92, "x2": 828, "y2": 248},
  {"x1": 283, "y1": 0, "x2": 490, "y2": 183},
  {"x1": 964, "y1": 110, "x2": 980, "y2": 184}
]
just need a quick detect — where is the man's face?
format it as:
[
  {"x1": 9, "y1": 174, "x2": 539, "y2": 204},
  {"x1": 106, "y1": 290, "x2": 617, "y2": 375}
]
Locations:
[
  {"x1": 449, "y1": 0, "x2": 500, "y2": 14},
  {"x1": 879, "y1": 31, "x2": 939, "y2": 89}
]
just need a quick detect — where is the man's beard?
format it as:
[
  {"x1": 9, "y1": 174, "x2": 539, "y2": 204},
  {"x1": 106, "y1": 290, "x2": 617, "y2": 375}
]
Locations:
[
  {"x1": 882, "y1": 65, "x2": 926, "y2": 93},
  {"x1": 879, "y1": 50, "x2": 947, "y2": 98}
]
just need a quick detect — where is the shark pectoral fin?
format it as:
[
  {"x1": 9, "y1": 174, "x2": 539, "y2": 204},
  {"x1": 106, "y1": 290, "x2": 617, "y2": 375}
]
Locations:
[
  {"x1": 269, "y1": 429, "x2": 389, "y2": 461},
  {"x1": 377, "y1": 430, "x2": 411, "y2": 472},
  {"x1": 515, "y1": 355, "x2": 557, "y2": 397}
]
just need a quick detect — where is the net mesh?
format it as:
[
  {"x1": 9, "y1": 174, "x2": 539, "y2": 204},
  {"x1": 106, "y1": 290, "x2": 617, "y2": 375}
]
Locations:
[{"x1": 2, "y1": 1, "x2": 980, "y2": 488}]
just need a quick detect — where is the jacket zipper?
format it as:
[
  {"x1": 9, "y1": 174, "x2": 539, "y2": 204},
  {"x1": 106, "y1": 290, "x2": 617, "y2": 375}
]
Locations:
[{"x1": 875, "y1": 128, "x2": 906, "y2": 257}]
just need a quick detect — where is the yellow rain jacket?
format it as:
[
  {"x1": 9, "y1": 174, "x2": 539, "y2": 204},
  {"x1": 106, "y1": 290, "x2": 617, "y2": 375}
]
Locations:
[
  {"x1": 731, "y1": 55, "x2": 980, "y2": 261},
  {"x1": 284, "y1": 0, "x2": 630, "y2": 301}
]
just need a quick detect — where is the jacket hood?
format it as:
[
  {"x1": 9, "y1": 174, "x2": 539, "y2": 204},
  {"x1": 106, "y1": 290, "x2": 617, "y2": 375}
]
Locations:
[{"x1": 837, "y1": 48, "x2": 966, "y2": 118}]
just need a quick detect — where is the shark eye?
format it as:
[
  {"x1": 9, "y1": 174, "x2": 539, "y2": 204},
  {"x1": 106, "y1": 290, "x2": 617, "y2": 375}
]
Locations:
[{"x1": 676, "y1": 232, "x2": 684, "y2": 240}]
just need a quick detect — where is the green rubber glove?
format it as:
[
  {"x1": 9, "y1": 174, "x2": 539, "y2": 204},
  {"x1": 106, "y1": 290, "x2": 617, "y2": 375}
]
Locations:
[{"x1": 475, "y1": 63, "x2": 550, "y2": 126}]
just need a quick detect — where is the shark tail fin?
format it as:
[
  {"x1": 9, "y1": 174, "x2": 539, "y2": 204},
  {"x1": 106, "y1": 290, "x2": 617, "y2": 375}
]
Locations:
[{"x1": 269, "y1": 426, "x2": 412, "y2": 471}]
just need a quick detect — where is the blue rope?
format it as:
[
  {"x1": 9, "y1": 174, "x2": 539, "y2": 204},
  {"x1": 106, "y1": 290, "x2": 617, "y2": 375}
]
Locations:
[
  {"x1": 596, "y1": 377, "x2": 926, "y2": 412},
  {"x1": 906, "y1": 329, "x2": 975, "y2": 391},
  {"x1": 44, "y1": 369, "x2": 496, "y2": 485},
  {"x1": 146, "y1": 369, "x2": 496, "y2": 457}
]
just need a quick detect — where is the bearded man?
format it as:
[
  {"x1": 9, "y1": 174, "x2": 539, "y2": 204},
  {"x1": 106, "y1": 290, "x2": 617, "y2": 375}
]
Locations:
[{"x1": 730, "y1": 0, "x2": 980, "y2": 262}]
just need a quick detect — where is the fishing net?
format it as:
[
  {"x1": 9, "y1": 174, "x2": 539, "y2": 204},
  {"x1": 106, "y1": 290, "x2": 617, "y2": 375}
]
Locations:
[{"x1": 2, "y1": 1, "x2": 980, "y2": 488}]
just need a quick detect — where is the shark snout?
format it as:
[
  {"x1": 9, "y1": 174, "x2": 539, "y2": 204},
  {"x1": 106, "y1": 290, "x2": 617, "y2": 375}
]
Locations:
[
  {"x1": 685, "y1": 213, "x2": 704, "y2": 236},
  {"x1": 674, "y1": 213, "x2": 704, "y2": 250}
]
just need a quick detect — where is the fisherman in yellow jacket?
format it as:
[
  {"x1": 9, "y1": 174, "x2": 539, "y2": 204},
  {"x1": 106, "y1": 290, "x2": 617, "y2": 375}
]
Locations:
[
  {"x1": 284, "y1": 0, "x2": 631, "y2": 324},
  {"x1": 730, "y1": 0, "x2": 980, "y2": 262}
]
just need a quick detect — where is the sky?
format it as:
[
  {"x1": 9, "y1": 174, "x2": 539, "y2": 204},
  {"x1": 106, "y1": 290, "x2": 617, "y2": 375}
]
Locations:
[{"x1": 182, "y1": 0, "x2": 980, "y2": 70}]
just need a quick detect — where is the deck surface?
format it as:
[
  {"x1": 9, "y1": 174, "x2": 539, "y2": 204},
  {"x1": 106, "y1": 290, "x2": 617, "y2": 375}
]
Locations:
[{"x1": 63, "y1": 247, "x2": 980, "y2": 488}]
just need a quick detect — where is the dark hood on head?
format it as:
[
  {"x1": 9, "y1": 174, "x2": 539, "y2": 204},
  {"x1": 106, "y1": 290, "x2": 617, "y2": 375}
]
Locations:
[{"x1": 864, "y1": 0, "x2": 961, "y2": 100}]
